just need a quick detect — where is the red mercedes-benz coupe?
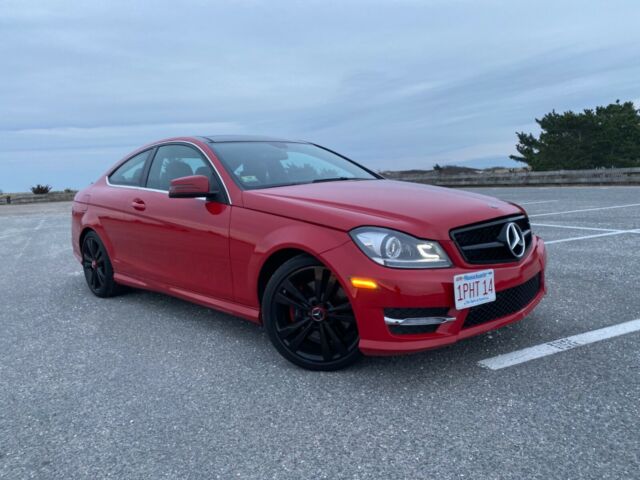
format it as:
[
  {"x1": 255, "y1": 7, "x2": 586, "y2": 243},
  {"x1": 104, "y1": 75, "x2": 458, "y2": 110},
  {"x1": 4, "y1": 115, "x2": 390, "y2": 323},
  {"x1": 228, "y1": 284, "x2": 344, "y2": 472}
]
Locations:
[{"x1": 72, "y1": 135, "x2": 546, "y2": 370}]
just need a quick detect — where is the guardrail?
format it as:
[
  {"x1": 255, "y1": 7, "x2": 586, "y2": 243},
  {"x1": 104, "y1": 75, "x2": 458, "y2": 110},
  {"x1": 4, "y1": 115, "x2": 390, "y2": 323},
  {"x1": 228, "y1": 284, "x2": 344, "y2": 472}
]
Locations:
[
  {"x1": 383, "y1": 167, "x2": 640, "y2": 187},
  {"x1": 0, "y1": 192, "x2": 76, "y2": 205}
]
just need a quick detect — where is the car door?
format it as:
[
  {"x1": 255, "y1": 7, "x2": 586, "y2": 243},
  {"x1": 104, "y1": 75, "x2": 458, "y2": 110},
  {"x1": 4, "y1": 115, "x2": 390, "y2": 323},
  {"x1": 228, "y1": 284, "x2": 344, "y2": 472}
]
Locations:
[
  {"x1": 125, "y1": 143, "x2": 233, "y2": 300},
  {"x1": 101, "y1": 148, "x2": 155, "y2": 276}
]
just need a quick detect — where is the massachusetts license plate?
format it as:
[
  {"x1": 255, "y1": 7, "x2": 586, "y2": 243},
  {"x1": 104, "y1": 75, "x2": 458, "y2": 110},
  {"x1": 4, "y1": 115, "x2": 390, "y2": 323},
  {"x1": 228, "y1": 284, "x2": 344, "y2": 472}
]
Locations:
[{"x1": 454, "y1": 269, "x2": 496, "y2": 310}]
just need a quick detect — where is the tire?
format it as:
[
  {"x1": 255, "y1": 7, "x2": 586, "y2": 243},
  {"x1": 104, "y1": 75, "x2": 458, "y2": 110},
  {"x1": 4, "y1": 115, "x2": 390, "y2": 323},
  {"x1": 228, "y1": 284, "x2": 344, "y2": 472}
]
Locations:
[
  {"x1": 263, "y1": 255, "x2": 361, "y2": 371},
  {"x1": 81, "y1": 231, "x2": 121, "y2": 298}
]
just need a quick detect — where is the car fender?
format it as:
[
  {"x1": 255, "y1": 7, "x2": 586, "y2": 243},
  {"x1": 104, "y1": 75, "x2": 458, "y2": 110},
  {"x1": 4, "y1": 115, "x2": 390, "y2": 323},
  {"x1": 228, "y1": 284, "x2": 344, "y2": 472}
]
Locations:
[
  {"x1": 230, "y1": 207, "x2": 350, "y2": 307},
  {"x1": 75, "y1": 207, "x2": 118, "y2": 266}
]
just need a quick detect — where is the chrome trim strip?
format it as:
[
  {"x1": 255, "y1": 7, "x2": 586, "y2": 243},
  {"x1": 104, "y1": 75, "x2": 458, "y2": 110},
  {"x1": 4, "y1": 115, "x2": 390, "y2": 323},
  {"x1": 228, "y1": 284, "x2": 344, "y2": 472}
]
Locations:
[
  {"x1": 461, "y1": 241, "x2": 503, "y2": 251},
  {"x1": 384, "y1": 316, "x2": 456, "y2": 326},
  {"x1": 105, "y1": 140, "x2": 232, "y2": 204}
]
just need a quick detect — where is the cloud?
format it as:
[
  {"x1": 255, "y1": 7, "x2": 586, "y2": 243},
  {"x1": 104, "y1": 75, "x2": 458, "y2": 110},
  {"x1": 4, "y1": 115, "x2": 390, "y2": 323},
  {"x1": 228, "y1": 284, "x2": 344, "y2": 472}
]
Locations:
[
  {"x1": 1, "y1": 0, "x2": 640, "y2": 190},
  {"x1": 1, "y1": 121, "x2": 242, "y2": 152}
]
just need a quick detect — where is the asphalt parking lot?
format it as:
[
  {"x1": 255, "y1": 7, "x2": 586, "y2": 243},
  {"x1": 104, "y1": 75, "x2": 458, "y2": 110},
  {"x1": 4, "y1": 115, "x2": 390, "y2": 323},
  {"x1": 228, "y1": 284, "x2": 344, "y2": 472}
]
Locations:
[{"x1": 1, "y1": 187, "x2": 639, "y2": 479}]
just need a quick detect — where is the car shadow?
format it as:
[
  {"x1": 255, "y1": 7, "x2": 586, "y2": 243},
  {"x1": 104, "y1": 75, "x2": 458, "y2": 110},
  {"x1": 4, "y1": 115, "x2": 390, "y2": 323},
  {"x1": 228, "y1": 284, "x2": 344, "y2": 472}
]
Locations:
[{"x1": 72, "y1": 280, "x2": 544, "y2": 385}]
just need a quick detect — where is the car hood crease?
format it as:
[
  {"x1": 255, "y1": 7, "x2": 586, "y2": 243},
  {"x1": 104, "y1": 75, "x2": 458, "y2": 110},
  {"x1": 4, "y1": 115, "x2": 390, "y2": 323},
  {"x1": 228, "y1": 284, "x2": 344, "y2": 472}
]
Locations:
[{"x1": 242, "y1": 180, "x2": 522, "y2": 239}]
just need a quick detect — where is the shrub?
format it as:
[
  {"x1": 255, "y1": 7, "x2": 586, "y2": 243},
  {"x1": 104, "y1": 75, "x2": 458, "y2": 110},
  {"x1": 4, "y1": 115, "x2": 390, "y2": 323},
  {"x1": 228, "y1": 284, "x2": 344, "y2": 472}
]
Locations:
[
  {"x1": 64, "y1": 188, "x2": 74, "y2": 193},
  {"x1": 31, "y1": 184, "x2": 52, "y2": 194}
]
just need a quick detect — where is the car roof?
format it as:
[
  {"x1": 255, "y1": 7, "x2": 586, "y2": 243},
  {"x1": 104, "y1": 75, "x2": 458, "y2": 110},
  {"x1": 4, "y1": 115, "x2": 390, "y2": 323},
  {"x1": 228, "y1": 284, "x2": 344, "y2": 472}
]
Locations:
[{"x1": 200, "y1": 135, "x2": 307, "y2": 143}]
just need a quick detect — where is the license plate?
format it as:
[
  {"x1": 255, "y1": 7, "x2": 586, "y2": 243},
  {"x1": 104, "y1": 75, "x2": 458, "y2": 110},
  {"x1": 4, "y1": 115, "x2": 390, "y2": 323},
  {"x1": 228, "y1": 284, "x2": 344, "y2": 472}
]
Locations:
[{"x1": 454, "y1": 269, "x2": 495, "y2": 310}]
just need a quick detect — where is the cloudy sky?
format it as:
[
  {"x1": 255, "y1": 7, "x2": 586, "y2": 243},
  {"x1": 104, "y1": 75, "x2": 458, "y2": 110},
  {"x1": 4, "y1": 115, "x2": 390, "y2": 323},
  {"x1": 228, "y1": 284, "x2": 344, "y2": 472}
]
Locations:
[{"x1": 1, "y1": 0, "x2": 639, "y2": 192}]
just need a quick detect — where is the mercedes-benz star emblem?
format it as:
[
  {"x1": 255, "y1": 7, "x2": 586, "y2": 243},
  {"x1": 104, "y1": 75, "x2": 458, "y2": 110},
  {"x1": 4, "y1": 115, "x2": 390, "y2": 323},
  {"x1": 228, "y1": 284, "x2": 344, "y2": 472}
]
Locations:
[{"x1": 503, "y1": 222, "x2": 526, "y2": 258}]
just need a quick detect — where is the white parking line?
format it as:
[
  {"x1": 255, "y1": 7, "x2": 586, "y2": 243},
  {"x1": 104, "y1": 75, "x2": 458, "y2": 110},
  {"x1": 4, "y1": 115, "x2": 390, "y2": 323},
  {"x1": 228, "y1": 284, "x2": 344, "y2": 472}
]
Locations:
[
  {"x1": 15, "y1": 218, "x2": 45, "y2": 259},
  {"x1": 530, "y1": 203, "x2": 640, "y2": 217},
  {"x1": 535, "y1": 223, "x2": 640, "y2": 244},
  {"x1": 478, "y1": 318, "x2": 640, "y2": 370},
  {"x1": 544, "y1": 231, "x2": 632, "y2": 244},
  {"x1": 517, "y1": 200, "x2": 558, "y2": 205},
  {"x1": 532, "y1": 223, "x2": 622, "y2": 232}
]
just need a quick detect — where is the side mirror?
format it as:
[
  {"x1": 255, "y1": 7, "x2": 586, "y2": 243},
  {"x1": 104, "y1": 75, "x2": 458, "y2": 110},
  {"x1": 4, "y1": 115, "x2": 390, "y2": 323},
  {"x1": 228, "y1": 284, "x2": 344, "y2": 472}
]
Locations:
[{"x1": 168, "y1": 175, "x2": 219, "y2": 199}]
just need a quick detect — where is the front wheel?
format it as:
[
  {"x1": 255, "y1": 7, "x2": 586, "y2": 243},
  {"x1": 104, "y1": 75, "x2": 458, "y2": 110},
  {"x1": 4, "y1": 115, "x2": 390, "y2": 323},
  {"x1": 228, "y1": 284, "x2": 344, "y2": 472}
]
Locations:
[{"x1": 263, "y1": 255, "x2": 361, "y2": 371}]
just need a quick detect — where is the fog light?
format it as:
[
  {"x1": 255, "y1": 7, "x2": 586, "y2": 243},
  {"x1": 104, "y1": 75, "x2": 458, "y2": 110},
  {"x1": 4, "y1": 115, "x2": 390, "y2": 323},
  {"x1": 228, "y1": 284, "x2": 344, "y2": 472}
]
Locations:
[{"x1": 350, "y1": 277, "x2": 378, "y2": 289}]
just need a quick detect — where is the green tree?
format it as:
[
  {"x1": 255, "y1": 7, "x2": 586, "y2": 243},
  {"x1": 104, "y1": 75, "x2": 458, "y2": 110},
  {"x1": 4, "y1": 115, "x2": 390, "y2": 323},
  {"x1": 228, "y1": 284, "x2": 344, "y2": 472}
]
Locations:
[{"x1": 510, "y1": 100, "x2": 640, "y2": 170}]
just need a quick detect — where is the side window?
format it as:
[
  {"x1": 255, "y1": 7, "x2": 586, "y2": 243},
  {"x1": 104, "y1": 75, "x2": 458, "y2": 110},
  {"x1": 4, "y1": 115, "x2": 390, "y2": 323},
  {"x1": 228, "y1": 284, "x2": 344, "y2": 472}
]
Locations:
[
  {"x1": 146, "y1": 145, "x2": 217, "y2": 191},
  {"x1": 108, "y1": 151, "x2": 149, "y2": 186}
]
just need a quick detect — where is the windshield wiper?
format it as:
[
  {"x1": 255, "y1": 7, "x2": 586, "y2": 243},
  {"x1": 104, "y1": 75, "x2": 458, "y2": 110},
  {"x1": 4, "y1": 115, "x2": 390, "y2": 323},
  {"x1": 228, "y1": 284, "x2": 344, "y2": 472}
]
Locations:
[{"x1": 312, "y1": 177, "x2": 365, "y2": 184}]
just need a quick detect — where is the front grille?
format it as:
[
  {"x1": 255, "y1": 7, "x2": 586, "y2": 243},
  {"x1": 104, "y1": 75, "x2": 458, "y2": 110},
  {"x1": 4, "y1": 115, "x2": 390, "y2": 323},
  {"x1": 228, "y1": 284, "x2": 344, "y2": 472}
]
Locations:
[
  {"x1": 463, "y1": 273, "x2": 541, "y2": 328},
  {"x1": 385, "y1": 307, "x2": 448, "y2": 335},
  {"x1": 450, "y1": 215, "x2": 532, "y2": 264}
]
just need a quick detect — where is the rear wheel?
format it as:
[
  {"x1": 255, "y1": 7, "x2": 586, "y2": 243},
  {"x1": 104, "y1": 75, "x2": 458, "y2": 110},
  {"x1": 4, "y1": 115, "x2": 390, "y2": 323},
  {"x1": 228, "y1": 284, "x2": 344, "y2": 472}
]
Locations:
[
  {"x1": 81, "y1": 231, "x2": 120, "y2": 298},
  {"x1": 263, "y1": 255, "x2": 361, "y2": 371}
]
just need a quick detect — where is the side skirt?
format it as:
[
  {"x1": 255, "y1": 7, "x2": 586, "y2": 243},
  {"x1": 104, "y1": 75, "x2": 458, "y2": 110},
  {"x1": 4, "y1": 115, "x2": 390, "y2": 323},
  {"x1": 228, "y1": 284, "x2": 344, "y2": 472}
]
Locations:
[{"x1": 113, "y1": 272, "x2": 261, "y2": 323}]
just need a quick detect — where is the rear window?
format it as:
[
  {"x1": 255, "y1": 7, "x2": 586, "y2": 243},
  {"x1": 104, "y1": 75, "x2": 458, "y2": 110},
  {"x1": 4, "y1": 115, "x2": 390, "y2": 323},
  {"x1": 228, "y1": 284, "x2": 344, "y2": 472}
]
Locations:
[{"x1": 109, "y1": 151, "x2": 150, "y2": 186}]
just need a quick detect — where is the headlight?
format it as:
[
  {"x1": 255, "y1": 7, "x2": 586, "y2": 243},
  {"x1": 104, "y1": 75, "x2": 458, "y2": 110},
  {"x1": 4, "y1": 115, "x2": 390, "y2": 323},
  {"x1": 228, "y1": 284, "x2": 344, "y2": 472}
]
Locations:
[{"x1": 349, "y1": 227, "x2": 451, "y2": 269}]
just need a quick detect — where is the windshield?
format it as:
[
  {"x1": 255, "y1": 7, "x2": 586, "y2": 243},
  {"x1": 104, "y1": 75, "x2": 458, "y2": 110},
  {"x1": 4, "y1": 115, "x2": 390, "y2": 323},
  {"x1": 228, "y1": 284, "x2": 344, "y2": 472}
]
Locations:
[{"x1": 208, "y1": 142, "x2": 378, "y2": 189}]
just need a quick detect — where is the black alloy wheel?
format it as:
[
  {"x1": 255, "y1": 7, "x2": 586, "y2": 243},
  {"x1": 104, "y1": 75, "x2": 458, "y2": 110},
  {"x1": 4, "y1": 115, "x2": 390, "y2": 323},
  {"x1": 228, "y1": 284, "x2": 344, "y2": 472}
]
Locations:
[
  {"x1": 263, "y1": 255, "x2": 361, "y2": 370},
  {"x1": 81, "y1": 231, "x2": 120, "y2": 298}
]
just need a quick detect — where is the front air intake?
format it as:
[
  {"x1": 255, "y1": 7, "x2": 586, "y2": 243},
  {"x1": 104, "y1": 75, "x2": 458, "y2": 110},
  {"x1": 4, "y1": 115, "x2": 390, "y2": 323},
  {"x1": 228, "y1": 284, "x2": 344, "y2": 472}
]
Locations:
[{"x1": 463, "y1": 273, "x2": 541, "y2": 328}]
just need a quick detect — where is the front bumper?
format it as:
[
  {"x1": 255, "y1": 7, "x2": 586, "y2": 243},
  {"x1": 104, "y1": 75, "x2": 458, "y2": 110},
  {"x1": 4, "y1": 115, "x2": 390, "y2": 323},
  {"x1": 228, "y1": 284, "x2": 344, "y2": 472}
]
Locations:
[{"x1": 320, "y1": 236, "x2": 547, "y2": 356}]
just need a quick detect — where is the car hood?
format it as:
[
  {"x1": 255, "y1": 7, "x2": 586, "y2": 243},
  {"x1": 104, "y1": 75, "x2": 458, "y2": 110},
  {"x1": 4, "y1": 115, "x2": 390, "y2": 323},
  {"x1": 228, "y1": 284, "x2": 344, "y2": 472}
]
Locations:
[{"x1": 241, "y1": 179, "x2": 523, "y2": 239}]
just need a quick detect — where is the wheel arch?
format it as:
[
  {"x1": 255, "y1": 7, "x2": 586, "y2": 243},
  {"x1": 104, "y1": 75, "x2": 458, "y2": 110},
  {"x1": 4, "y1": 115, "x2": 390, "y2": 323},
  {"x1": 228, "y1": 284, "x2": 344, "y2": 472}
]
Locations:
[
  {"x1": 79, "y1": 226, "x2": 96, "y2": 250},
  {"x1": 257, "y1": 248, "x2": 313, "y2": 305},
  {"x1": 78, "y1": 224, "x2": 117, "y2": 268}
]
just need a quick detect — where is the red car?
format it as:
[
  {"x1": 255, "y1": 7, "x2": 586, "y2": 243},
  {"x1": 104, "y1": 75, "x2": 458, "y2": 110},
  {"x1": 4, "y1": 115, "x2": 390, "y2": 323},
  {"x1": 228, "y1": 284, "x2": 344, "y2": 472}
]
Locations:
[{"x1": 72, "y1": 136, "x2": 546, "y2": 370}]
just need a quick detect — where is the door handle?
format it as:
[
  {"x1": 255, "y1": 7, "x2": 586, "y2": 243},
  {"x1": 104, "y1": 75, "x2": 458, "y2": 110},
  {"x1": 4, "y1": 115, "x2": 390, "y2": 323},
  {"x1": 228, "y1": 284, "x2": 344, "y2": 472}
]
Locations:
[{"x1": 131, "y1": 198, "x2": 146, "y2": 211}]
